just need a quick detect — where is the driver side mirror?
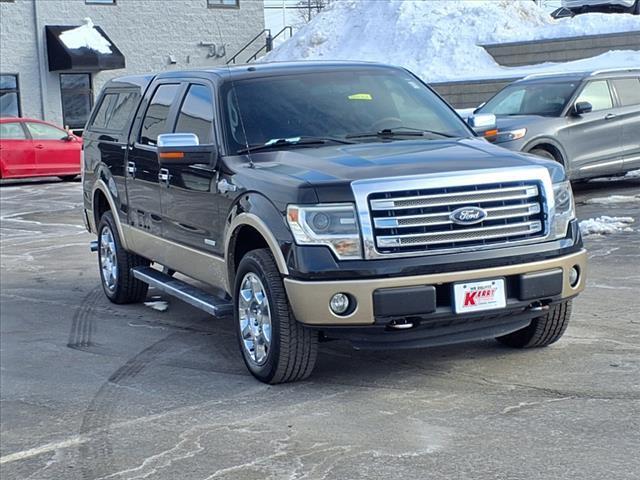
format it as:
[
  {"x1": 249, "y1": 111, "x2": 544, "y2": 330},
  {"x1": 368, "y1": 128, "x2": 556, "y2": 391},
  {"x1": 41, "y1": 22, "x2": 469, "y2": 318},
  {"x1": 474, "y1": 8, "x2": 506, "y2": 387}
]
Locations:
[
  {"x1": 467, "y1": 113, "x2": 497, "y2": 139},
  {"x1": 573, "y1": 101, "x2": 593, "y2": 116},
  {"x1": 157, "y1": 133, "x2": 217, "y2": 166}
]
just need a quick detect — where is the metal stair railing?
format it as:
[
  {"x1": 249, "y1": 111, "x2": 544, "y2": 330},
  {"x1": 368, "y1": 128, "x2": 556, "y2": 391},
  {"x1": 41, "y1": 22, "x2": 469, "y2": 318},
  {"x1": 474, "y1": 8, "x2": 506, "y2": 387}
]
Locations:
[
  {"x1": 227, "y1": 28, "x2": 272, "y2": 65},
  {"x1": 247, "y1": 26, "x2": 293, "y2": 63}
]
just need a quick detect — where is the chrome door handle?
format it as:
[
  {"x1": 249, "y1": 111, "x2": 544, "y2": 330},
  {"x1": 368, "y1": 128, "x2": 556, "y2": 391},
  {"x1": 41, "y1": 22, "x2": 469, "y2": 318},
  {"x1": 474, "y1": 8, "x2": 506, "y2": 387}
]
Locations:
[
  {"x1": 127, "y1": 161, "x2": 136, "y2": 177},
  {"x1": 158, "y1": 168, "x2": 171, "y2": 183},
  {"x1": 604, "y1": 113, "x2": 617, "y2": 120}
]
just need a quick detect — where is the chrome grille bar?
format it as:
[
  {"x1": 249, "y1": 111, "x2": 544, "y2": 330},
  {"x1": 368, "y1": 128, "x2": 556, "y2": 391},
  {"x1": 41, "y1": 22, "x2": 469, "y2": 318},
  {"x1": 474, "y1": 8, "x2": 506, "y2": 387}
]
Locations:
[
  {"x1": 370, "y1": 185, "x2": 538, "y2": 211},
  {"x1": 377, "y1": 221, "x2": 543, "y2": 248},
  {"x1": 373, "y1": 203, "x2": 541, "y2": 229}
]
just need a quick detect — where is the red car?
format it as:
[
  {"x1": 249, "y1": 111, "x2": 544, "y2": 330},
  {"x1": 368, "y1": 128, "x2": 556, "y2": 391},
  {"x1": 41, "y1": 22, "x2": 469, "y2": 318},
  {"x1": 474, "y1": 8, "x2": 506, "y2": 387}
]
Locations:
[{"x1": 0, "y1": 118, "x2": 81, "y2": 181}]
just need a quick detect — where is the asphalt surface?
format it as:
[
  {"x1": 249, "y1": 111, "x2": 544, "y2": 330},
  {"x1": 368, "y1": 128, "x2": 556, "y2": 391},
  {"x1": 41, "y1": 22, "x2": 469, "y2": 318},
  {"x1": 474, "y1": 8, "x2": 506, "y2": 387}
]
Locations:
[{"x1": 1, "y1": 175, "x2": 639, "y2": 480}]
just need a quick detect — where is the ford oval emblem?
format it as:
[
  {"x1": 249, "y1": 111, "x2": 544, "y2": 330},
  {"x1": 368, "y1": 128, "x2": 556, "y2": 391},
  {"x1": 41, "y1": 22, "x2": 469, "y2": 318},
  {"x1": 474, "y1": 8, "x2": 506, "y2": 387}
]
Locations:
[{"x1": 450, "y1": 206, "x2": 487, "y2": 225}]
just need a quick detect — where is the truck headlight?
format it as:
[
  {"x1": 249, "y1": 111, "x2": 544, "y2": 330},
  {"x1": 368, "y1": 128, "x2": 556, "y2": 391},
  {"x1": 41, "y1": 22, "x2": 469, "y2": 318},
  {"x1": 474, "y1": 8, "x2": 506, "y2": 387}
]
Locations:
[
  {"x1": 495, "y1": 128, "x2": 527, "y2": 143},
  {"x1": 553, "y1": 180, "x2": 575, "y2": 239},
  {"x1": 287, "y1": 204, "x2": 362, "y2": 260}
]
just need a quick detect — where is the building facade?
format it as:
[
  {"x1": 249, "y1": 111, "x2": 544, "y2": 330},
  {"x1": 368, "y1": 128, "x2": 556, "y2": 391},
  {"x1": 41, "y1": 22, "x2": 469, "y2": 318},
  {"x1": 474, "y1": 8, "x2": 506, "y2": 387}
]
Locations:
[{"x1": 0, "y1": 0, "x2": 265, "y2": 130}]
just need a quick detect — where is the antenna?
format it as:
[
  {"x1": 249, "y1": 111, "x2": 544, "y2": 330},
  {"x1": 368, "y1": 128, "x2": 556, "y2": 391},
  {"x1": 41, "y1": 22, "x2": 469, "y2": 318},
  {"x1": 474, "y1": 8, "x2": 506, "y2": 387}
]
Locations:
[{"x1": 211, "y1": 15, "x2": 254, "y2": 168}]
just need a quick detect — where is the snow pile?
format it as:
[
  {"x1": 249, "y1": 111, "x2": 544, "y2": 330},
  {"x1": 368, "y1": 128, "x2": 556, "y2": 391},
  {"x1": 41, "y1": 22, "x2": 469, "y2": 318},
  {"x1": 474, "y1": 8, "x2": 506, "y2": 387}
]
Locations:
[
  {"x1": 625, "y1": 169, "x2": 640, "y2": 178},
  {"x1": 264, "y1": 0, "x2": 640, "y2": 82},
  {"x1": 579, "y1": 216, "x2": 635, "y2": 236},
  {"x1": 585, "y1": 195, "x2": 640, "y2": 204},
  {"x1": 144, "y1": 300, "x2": 169, "y2": 312},
  {"x1": 60, "y1": 18, "x2": 112, "y2": 54}
]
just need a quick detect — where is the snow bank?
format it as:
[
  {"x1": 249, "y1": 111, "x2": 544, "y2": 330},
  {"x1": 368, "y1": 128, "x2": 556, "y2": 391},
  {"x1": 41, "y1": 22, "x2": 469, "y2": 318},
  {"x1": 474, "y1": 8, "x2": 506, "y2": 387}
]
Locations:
[
  {"x1": 264, "y1": 0, "x2": 640, "y2": 82},
  {"x1": 584, "y1": 195, "x2": 640, "y2": 204},
  {"x1": 579, "y1": 216, "x2": 635, "y2": 236},
  {"x1": 60, "y1": 18, "x2": 112, "y2": 54}
]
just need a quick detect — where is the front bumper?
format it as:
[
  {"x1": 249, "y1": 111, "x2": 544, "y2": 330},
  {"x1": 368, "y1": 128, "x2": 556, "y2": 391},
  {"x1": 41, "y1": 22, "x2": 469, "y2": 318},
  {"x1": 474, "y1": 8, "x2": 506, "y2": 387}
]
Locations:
[{"x1": 284, "y1": 249, "x2": 586, "y2": 326}]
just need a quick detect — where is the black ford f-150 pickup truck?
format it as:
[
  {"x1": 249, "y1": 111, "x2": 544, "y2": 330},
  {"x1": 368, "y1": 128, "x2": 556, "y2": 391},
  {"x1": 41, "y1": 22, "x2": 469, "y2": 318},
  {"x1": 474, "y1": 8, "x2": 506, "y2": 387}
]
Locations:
[{"x1": 82, "y1": 62, "x2": 586, "y2": 384}]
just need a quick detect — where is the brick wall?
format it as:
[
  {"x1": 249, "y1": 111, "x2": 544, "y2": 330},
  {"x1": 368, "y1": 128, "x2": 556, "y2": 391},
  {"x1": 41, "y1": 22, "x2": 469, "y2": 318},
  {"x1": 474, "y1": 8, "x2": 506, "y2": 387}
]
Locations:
[{"x1": 0, "y1": 0, "x2": 265, "y2": 126}]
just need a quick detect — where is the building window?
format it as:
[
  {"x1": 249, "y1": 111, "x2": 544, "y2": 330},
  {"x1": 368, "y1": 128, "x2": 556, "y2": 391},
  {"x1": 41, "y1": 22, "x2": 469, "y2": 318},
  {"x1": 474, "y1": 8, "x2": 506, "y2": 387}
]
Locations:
[
  {"x1": 60, "y1": 73, "x2": 93, "y2": 129},
  {"x1": 207, "y1": 0, "x2": 239, "y2": 8},
  {"x1": 0, "y1": 74, "x2": 21, "y2": 117},
  {"x1": 85, "y1": 0, "x2": 115, "y2": 4}
]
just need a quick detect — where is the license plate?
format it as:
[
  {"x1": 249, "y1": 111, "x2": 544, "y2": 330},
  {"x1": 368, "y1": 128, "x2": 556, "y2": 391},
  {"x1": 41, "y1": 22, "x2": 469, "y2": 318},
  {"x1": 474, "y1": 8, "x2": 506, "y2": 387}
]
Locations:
[{"x1": 453, "y1": 278, "x2": 506, "y2": 314}]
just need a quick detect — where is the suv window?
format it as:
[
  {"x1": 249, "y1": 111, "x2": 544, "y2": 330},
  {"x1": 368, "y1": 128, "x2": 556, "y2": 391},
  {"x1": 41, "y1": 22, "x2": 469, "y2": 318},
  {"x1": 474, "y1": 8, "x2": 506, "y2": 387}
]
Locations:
[
  {"x1": 140, "y1": 84, "x2": 180, "y2": 146},
  {"x1": 91, "y1": 93, "x2": 118, "y2": 130},
  {"x1": 26, "y1": 122, "x2": 68, "y2": 140},
  {"x1": 576, "y1": 80, "x2": 613, "y2": 112},
  {"x1": 612, "y1": 78, "x2": 640, "y2": 107},
  {"x1": 0, "y1": 122, "x2": 26, "y2": 139},
  {"x1": 175, "y1": 85, "x2": 215, "y2": 144}
]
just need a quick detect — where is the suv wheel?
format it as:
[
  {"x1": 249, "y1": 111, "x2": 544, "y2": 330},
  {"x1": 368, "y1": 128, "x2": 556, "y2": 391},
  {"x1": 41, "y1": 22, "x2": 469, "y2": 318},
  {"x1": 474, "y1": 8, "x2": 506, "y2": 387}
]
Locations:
[
  {"x1": 234, "y1": 249, "x2": 318, "y2": 384},
  {"x1": 529, "y1": 148, "x2": 557, "y2": 163},
  {"x1": 97, "y1": 211, "x2": 149, "y2": 304},
  {"x1": 497, "y1": 300, "x2": 572, "y2": 348}
]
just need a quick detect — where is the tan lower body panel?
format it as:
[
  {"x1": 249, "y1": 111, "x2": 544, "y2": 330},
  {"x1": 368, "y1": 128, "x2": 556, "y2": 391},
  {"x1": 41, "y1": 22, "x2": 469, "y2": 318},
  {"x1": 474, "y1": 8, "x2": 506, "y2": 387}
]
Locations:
[{"x1": 284, "y1": 249, "x2": 587, "y2": 326}]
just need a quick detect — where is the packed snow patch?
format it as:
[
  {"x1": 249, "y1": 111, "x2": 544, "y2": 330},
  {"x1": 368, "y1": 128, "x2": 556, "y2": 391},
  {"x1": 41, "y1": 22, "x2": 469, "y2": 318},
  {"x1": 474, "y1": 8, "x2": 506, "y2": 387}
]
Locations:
[
  {"x1": 625, "y1": 169, "x2": 640, "y2": 179},
  {"x1": 60, "y1": 18, "x2": 112, "y2": 54},
  {"x1": 264, "y1": 0, "x2": 640, "y2": 82},
  {"x1": 144, "y1": 300, "x2": 169, "y2": 312},
  {"x1": 579, "y1": 216, "x2": 635, "y2": 236},
  {"x1": 585, "y1": 195, "x2": 640, "y2": 205}
]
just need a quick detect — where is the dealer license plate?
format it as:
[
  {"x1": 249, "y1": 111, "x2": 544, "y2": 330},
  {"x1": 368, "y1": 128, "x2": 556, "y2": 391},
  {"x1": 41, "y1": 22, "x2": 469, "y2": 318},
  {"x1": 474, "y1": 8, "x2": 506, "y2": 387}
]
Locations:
[{"x1": 453, "y1": 278, "x2": 506, "y2": 314}]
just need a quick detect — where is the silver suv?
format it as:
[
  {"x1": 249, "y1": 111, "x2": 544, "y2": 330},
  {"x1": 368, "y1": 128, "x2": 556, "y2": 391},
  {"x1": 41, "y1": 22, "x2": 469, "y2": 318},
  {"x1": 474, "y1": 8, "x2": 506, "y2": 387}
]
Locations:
[{"x1": 475, "y1": 69, "x2": 640, "y2": 180}]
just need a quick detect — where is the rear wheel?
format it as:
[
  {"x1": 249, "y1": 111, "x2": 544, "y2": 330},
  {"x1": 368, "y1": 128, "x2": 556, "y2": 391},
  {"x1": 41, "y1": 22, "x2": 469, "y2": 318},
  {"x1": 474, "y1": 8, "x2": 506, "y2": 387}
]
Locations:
[
  {"x1": 59, "y1": 175, "x2": 78, "y2": 182},
  {"x1": 234, "y1": 248, "x2": 318, "y2": 384},
  {"x1": 634, "y1": 0, "x2": 639, "y2": 14},
  {"x1": 97, "y1": 211, "x2": 149, "y2": 304},
  {"x1": 497, "y1": 300, "x2": 572, "y2": 348}
]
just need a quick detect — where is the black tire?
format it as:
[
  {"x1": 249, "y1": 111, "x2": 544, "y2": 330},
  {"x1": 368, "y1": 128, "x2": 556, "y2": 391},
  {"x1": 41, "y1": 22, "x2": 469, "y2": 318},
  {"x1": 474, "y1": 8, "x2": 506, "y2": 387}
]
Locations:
[
  {"x1": 497, "y1": 300, "x2": 572, "y2": 348},
  {"x1": 634, "y1": 0, "x2": 639, "y2": 15},
  {"x1": 59, "y1": 175, "x2": 78, "y2": 182},
  {"x1": 234, "y1": 248, "x2": 318, "y2": 384},
  {"x1": 97, "y1": 211, "x2": 149, "y2": 304},
  {"x1": 529, "y1": 148, "x2": 557, "y2": 162}
]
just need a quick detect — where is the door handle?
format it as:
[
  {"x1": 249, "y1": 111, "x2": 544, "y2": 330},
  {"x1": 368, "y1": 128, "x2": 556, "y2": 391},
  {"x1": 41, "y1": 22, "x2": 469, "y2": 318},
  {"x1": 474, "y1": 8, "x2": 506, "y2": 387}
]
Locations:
[
  {"x1": 158, "y1": 168, "x2": 171, "y2": 184},
  {"x1": 604, "y1": 113, "x2": 617, "y2": 120},
  {"x1": 35, "y1": 144, "x2": 45, "y2": 149},
  {"x1": 127, "y1": 161, "x2": 136, "y2": 177}
]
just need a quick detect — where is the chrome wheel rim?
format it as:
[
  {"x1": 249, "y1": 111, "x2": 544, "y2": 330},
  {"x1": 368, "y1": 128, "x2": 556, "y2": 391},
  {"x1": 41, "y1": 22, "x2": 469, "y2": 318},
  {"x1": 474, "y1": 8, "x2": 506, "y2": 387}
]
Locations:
[
  {"x1": 238, "y1": 272, "x2": 272, "y2": 366},
  {"x1": 100, "y1": 225, "x2": 118, "y2": 292}
]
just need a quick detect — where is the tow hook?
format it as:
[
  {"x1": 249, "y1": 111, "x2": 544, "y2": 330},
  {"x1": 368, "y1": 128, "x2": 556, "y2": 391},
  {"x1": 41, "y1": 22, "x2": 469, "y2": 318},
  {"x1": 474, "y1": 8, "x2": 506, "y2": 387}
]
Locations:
[
  {"x1": 388, "y1": 319, "x2": 414, "y2": 330},
  {"x1": 528, "y1": 302, "x2": 550, "y2": 313},
  {"x1": 90, "y1": 240, "x2": 98, "y2": 252}
]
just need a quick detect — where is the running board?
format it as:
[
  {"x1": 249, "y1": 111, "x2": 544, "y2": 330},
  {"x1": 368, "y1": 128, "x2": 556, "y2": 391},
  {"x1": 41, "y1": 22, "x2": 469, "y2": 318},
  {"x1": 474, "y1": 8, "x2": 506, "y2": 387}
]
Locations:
[{"x1": 132, "y1": 267, "x2": 233, "y2": 317}]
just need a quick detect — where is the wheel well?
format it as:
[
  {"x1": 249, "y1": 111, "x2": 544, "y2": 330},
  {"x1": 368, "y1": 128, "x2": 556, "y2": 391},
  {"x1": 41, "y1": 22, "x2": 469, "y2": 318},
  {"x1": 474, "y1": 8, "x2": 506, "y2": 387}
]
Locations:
[
  {"x1": 229, "y1": 225, "x2": 269, "y2": 281},
  {"x1": 93, "y1": 190, "x2": 111, "y2": 228},
  {"x1": 528, "y1": 143, "x2": 564, "y2": 166}
]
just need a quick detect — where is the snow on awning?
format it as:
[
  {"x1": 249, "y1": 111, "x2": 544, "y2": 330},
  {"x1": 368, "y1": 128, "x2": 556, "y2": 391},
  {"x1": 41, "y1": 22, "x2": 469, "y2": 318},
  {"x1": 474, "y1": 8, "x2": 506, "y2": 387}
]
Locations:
[{"x1": 45, "y1": 19, "x2": 125, "y2": 72}]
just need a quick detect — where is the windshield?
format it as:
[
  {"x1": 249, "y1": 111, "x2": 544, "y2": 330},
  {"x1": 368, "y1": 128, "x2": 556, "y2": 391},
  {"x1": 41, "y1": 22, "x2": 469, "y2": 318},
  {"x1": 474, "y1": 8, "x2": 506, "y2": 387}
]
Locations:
[
  {"x1": 478, "y1": 81, "x2": 579, "y2": 117},
  {"x1": 221, "y1": 69, "x2": 472, "y2": 153}
]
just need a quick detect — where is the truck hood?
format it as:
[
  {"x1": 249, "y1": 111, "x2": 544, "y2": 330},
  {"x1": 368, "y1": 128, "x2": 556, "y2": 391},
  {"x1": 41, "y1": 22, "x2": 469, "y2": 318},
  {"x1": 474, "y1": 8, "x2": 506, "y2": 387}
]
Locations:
[{"x1": 242, "y1": 138, "x2": 564, "y2": 202}]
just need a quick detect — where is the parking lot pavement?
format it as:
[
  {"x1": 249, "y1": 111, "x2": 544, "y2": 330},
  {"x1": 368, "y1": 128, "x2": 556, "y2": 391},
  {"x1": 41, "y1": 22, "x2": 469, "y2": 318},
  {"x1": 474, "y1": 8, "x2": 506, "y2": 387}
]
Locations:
[{"x1": 1, "y1": 177, "x2": 639, "y2": 480}]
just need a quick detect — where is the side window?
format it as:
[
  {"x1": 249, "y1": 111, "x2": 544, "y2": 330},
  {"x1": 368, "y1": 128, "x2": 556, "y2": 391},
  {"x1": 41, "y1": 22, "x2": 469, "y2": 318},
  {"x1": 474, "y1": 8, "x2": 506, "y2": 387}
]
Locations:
[
  {"x1": 139, "y1": 84, "x2": 180, "y2": 146},
  {"x1": 26, "y1": 122, "x2": 68, "y2": 140},
  {"x1": 174, "y1": 84, "x2": 215, "y2": 144},
  {"x1": 576, "y1": 80, "x2": 613, "y2": 112},
  {"x1": 107, "y1": 91, "x2": 139, "y2": 132},
  {"x1": 0, "y1": 122, "x2": 26, "y2": 139},
  {"x1": 90, "y1": 93, "x2": 118, "y2": 130},
  {"x1": 612, "y1": 78, "x2": 640, "y2": 107}
]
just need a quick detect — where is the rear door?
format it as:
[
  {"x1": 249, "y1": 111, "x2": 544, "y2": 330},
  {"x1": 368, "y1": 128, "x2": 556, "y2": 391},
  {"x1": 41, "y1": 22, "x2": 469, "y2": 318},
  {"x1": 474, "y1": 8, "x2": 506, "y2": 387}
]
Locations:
[
  {"x1": 610, "y1": 76, "x2": 640, "y2": 173},
  {"x1": 126, "y1": 82, "x2": 182, "y2": 237},
  {"x1": 564, "y1": 80, "x2": 623, "y2": 176},
  {"x1": 0, "y1": 121, "x2": 34, "y2": 178},
  {"x1": 160, "y1": 82, "x2": 222, "y2": 255},
  {"x1": 25, "y1": 122, "x2": 80, "y2": 176}
]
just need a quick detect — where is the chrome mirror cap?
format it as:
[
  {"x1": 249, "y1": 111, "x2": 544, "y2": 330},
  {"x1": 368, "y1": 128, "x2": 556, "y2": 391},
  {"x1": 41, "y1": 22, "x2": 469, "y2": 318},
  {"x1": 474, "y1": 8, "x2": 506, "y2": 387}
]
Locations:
[
  {"x1": 467, "y1": 113, "x2": 497, "y2": 131},
  {"x1": 157, "y1": 133, "x2": 199, "y2": 148}
]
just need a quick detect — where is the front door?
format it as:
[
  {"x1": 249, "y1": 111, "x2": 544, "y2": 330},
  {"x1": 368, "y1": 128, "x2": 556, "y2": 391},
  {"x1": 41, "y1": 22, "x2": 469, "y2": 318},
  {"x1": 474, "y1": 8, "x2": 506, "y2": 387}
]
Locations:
[
  {"x1": 0, "y1": 121, "x2": 34, "y2": 178},
  {"x1": 562, "y1": 80, "x2": 623, "y2": 177},
  {"x1": 25, "y1": 122, "x2": 79, "y2": 176},
  {"x1": 160, "y1": 83, "x2": 222, "y2": 257},
  {"x1": 126, "y1": 82, "x2": 182, "y2": 238}
]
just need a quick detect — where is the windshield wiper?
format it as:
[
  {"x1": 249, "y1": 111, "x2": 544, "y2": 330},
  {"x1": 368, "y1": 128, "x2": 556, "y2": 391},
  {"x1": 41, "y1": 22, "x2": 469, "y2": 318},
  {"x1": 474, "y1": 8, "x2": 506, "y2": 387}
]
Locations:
[
  {"x1": 237, "y1": 136, "x2": 354, "y2": 154},
  {"x1": 346, "y1": 127, "x2": 456, "y2": 140}
]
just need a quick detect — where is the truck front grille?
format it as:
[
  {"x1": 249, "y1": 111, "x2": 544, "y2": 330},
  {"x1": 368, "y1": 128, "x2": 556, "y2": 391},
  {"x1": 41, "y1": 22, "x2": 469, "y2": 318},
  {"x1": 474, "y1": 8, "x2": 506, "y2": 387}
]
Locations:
[{"x1": 369, "y1": 181, "x2": 545, "y2": 255}]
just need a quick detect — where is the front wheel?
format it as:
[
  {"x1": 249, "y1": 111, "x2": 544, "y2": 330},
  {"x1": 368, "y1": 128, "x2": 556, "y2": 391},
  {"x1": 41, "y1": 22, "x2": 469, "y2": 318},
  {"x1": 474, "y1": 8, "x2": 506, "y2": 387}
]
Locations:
[
  {"x1": 497, "y1": 300, "x2": 572, "y2": 348},
  {"x1": 97, "y1": 211, "x2": 149, "y2": 304},
  {"x1": 234, "y1": 249, "x2": 318, "y2": 384}
]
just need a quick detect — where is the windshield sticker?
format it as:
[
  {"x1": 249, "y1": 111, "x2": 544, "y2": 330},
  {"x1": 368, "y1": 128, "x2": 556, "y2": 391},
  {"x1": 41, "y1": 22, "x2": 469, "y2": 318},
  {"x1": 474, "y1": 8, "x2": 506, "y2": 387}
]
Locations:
[{"x1": 348, "y1": 93, "x2": 373, "y2": 101}]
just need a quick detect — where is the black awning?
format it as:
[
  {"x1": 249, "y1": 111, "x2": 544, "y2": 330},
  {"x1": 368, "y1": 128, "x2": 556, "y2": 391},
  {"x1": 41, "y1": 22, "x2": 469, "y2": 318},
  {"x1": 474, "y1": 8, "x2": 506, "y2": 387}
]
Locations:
[{"x1": 46, "y1": 24, "x2": 125, "y2": 72}]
